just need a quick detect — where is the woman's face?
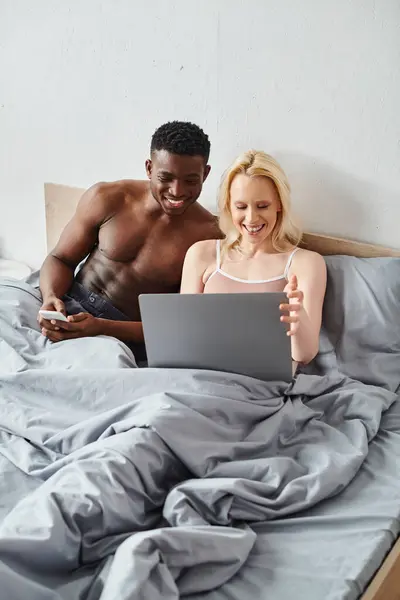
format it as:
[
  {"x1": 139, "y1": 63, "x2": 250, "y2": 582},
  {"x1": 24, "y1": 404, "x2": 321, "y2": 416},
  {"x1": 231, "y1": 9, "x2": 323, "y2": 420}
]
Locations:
[{"x1": 229, "y1": 174, "x2": 282, "y2": 248}]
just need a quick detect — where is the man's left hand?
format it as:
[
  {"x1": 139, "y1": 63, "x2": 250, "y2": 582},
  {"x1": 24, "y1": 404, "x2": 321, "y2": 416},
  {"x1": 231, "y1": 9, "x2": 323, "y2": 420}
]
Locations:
[{"x1": 41, "y1": 313, "x2": 101, "y2": 342}]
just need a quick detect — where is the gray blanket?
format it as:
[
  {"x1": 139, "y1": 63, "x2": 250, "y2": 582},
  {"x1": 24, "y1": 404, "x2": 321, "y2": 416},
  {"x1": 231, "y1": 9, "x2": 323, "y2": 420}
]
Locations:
[{"x1": 0, "y1": 278, "x2": 396, "y2": 600}]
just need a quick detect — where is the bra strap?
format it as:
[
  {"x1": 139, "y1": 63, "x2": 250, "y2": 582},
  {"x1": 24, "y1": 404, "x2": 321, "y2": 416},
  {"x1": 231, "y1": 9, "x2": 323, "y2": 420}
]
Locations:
[
  {"x1": 216, "y1": 239, "x2": 221, "y2": 269},
  {"x1": 284, "y1": 247, "x2": 299, "y2": 279}
]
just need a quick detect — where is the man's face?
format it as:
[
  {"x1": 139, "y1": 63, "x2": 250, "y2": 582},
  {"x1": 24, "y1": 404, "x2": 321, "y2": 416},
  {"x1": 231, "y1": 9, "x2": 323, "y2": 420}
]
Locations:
[{"x1": 146, "y1": 150, "x2": 211, "y2": 216}]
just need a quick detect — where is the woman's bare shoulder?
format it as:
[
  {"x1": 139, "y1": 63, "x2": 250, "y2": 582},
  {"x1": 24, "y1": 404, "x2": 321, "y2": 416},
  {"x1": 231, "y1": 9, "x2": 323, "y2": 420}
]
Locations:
[
  {"x1": 292, "y1": 247, "x2": 326, "y2": 265},
  {"x1": 291, "y1": 248, "x2": 326, "y2": 274},
  {"x1": 186, "y1": 239, "x2": 218, "y2": 262}
]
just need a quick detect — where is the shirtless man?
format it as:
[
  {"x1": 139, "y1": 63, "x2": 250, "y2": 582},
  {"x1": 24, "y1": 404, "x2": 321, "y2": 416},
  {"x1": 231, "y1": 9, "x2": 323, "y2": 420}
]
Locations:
[{"x1": 38, "y1": 121, "x2": 221, "y2": 360}]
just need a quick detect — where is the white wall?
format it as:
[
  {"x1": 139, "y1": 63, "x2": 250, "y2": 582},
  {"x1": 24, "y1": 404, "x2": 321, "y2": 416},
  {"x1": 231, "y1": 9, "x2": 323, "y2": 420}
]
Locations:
[{"x1": 1, "y1": 0, "x2": 399, "y2": 268}]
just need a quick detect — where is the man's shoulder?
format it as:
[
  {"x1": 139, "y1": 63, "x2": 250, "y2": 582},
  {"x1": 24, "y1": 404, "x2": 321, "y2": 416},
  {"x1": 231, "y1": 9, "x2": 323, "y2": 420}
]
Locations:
[
  {"x1": 79, "y1": 180, "x2": 149, "y2": 218},
  {"x1": 190, "y1": 201, "x2": 217, "y2": 222},
  {"x1": 186, "y1": 203, "x2": 222, "y2": 238},
  {"x1": 89, "y1": 179, "x2": 148, "y2": 203}
]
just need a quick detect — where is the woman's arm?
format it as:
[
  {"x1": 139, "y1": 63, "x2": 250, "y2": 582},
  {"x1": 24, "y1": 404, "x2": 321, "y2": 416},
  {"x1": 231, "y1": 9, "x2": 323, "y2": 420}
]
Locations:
[
  {"x1": 180, "y1": 241, "x2": 214, "y2": 294},
  {"x1": 282, "y1": 251, "x2": 327, "y2": 364}
]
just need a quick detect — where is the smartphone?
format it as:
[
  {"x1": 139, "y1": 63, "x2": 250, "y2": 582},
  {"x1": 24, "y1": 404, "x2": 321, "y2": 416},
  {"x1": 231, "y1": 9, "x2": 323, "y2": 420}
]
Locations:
[{"x1": 39, "y1": 310, "x2": 68, "y2": 323}]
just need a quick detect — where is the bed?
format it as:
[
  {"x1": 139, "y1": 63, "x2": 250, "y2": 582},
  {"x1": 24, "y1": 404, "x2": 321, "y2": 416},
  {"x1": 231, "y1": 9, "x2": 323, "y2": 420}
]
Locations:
[{"x1": 0, "y1": 182, "x2": 398, "y2": 599}]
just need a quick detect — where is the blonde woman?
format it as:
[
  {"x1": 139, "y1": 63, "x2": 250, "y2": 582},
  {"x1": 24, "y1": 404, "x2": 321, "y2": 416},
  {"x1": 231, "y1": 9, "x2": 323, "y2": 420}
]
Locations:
[{"x1": 180, "y1": 150, "x2": 327, "y2": 365}]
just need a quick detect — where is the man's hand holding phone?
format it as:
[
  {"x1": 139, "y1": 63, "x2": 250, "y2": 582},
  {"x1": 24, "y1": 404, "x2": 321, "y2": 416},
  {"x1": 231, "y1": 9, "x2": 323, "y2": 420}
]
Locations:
[{"x1": 38, "y1": 297, "x2": 68, "y2": 332}]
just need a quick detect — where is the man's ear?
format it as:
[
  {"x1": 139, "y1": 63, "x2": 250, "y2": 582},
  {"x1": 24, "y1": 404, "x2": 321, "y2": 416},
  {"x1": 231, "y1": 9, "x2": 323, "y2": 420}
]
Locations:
[
  {"x1": 145, "y1": 159, "x2": 152, "y2": 179},
  {"x1": 203, "y1": 164, "x2": 211, "y2": 182}
]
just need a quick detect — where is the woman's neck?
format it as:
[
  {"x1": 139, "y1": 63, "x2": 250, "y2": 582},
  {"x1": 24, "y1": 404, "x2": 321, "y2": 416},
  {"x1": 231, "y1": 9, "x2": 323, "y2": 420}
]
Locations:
[{"x1": 236, "y1": 238, "x2": 277, "y2": 258}]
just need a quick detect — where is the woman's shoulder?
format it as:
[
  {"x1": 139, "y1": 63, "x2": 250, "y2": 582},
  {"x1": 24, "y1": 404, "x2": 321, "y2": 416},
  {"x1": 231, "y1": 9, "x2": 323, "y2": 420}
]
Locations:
[
  {"x1": 292, "y1": 246, "x2": 324, "y2": 260},
  {"x1": 290, "y1": 247, "x2": 327, "y2": 275},
  {"x1": 186, "y1": 239, "x2": 219, "y2": 261}
]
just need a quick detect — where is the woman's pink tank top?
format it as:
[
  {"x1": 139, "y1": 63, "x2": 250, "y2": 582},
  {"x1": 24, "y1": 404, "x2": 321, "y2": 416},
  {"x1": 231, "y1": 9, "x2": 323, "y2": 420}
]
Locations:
[{"x1": 203, "y1": 240, "x2": 299, "y2": 294}]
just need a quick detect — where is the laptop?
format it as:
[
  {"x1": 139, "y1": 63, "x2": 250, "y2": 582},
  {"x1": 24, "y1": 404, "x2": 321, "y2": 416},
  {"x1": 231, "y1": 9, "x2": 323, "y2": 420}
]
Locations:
[{"x1": 138, "y1": 292, "x2": 293, "y2": 382}]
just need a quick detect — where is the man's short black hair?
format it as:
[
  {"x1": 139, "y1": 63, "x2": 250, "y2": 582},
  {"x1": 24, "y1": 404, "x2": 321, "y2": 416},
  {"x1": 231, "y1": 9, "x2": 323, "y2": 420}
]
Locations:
[{"x1": 150, "y1": 121, "x2": 210, "y2": 162}]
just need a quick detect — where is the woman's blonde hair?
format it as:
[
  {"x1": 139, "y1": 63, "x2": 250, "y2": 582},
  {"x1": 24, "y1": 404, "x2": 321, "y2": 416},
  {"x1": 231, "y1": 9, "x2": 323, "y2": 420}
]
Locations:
[{"x1": 218, "y1": 150, "x2": 302, "y2": 255}]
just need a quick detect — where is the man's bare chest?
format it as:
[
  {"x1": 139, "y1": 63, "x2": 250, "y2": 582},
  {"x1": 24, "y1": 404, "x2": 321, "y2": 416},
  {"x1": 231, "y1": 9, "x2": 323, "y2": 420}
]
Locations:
[{"x1": 97, "y1": 215, "x2": 193, "y2": 283}]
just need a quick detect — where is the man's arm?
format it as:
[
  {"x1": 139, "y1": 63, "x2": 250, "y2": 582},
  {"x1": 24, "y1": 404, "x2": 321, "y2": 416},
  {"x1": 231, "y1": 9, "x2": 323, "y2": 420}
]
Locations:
[
  {"x1": 98, "y1": 319, "x2": 144, "y2": 342},
  {"x1": 44, "y1": 240, "x2": 212, "y2": 343},
  {"x1": 45, "y1": 240, "x2": 213, "y2": 344},
  {"x1": 39, "y1": 183, "x2": 115, "y2": 326},
  {"x1": 42, "y1": 313, "x2": 144, "y2": 344}
]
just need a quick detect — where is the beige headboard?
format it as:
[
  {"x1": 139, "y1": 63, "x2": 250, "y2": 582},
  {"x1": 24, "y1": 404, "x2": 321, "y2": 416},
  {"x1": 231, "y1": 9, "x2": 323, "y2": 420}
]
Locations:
[
  {"x1": 44, "y1": 182, "x2": 400, "y2": 258},
  {"x1": 44, "y1": 183, "x2": 85, "y2": 252}
]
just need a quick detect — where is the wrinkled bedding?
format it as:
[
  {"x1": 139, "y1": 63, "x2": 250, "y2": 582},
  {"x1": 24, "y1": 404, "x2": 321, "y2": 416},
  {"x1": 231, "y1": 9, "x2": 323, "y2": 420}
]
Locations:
[{"x1": 0, "y1": 277, "x2": 398, "y2": 600}]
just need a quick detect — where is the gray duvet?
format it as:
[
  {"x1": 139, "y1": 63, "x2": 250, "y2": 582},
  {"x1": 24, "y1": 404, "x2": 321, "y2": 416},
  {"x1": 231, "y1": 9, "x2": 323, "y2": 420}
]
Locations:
[{"x1": 0, "y1": 277, "x2": 397, "y2": 600}]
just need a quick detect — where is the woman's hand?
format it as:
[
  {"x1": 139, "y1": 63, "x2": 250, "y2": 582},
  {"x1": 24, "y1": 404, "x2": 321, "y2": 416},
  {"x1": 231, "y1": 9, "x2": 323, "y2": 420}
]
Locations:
[{"x1": 280, "y1": 274, "x2": 304, "y2": 336}]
